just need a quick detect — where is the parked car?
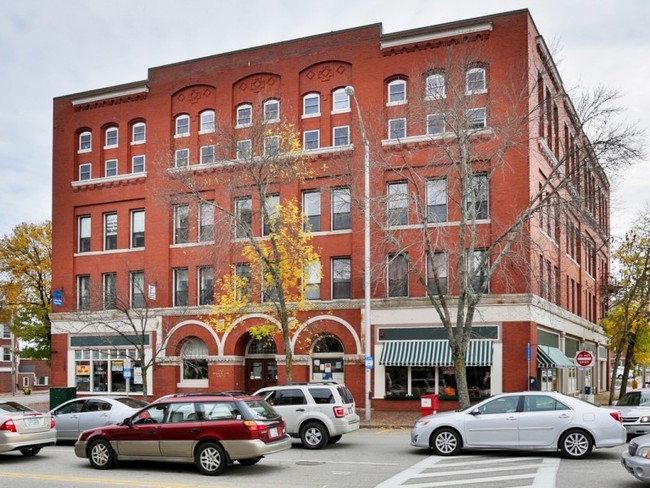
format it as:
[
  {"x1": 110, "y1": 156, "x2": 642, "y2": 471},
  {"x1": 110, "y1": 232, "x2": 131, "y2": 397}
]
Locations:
[
  {"x1": 410, "y1": 391, "x2": 626, "y2": 459},
  {"x1": 622, "y1": 433, "x2": 650, "y2": 482},
  {"x1": 74, "y1": 392, "x2": 291, "y2": 475},
  {"x1": 614, "y1": 389, "x2": 650, "y2": 439},
  {"x1": 50, "y1": 395, "x2": 148, "y2": 441},
  {"x1": 0, "y1": 400, "x2": 57, "y2": 456},
  {"x1": 254, "y1": 382, "x2": 360, "y2": 449}
]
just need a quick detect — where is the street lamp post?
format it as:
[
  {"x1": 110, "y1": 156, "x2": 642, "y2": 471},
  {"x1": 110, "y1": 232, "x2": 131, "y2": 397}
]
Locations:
[{"x1": 345, "y1": 86, "x2": 372, "y2": 421}]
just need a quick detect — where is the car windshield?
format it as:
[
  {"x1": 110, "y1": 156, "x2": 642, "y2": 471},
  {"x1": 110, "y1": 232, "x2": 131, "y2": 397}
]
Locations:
[
  {"x1": 117, "y1": 397, "x2": 149, "y2": 408},
  {"x1": 618, "y1": 391, "x2": 650, "y2": 407},
  {"x1": 0, "y1": 401, "x2": 34, "y2": 414},
  {"x1": 245, "y1": 399, "x2": 280, "y2": 420}
]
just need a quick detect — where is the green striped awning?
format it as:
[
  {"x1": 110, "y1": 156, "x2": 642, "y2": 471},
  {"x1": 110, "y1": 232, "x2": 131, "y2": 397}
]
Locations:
[
  {"x1": 379, "y1": 340, "x2": 493, "y2": 367},
  {"x1": 537, "y1": 345, "x2": 575, "y2": 369}
]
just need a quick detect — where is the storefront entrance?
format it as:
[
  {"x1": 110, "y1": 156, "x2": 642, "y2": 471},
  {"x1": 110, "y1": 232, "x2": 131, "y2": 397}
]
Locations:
[{"x1": 245, "y1": 358, "x2": 277, "y2": 393}]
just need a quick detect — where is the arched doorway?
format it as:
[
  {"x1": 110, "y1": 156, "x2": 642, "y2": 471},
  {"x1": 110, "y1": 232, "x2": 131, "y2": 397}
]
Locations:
[
  {"x1": 311, "y1": 335, "x2": 345, "y2": 383},
  {"x1": 245, "y1": 338, "x2": 278, "y2": 393}
]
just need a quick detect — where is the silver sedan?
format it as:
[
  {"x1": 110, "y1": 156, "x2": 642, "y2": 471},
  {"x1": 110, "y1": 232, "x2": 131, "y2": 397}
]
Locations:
[
  {"x1": 50, "y1": 396, "x2": 148, "y2": 441},
  {"x1": 410, "y1": 391, "x2": 626, "y2": 459},
  {"x1": 0, "y1": 400, "x2": 57, "y2": 456}
]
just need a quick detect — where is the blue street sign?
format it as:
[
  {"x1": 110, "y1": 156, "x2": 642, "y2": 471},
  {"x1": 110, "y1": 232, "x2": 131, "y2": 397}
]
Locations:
[
  {"x1": 52, "y1": 290, "x2": 63, "y2": 307},
  {"x1": 526, "y1": 343, "x2": 531, "y2": 361}
]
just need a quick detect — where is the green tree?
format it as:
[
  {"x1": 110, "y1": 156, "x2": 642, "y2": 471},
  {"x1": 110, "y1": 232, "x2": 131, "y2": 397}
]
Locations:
[{"x1": 0, "y1": 221, "x2": 52, "y2": 360}]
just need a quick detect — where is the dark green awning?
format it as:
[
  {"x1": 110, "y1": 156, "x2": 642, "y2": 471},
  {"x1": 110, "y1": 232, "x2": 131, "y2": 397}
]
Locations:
[
  {"x1": 379, "y1": 340, "x2": 493, "y2": 367},
  {"x1": 537, "y1": 345, "x2": 575, "y2": 369}
]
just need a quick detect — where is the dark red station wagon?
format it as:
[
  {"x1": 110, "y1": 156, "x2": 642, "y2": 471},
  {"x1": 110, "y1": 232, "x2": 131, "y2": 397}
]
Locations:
[{"x1": 74, "y1": 392, "x2": 291, "y2": 475}]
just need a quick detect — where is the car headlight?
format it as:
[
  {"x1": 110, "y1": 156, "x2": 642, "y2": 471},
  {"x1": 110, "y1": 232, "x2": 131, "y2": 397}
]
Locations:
[
  {"x1": 640, "y1": 416, "x2": 650, "y2": 423},
  {"x1": 636, "y1": 447, "x2": 650, "y2": 458},
  {"x1": 415, "y1": 420, "x2": 431, "y2": 427}
]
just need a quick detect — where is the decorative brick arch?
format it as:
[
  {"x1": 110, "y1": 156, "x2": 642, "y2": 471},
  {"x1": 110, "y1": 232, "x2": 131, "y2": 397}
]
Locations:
[
  {"x1": 221, "y1": 313, "x2": 283, "y2": 356},
  {"x1": 291, "y1": 315, "x2": 361, "y2": 356},
  {"x1": 164, "y1": 319, "x2": 221, "y2": 357}
]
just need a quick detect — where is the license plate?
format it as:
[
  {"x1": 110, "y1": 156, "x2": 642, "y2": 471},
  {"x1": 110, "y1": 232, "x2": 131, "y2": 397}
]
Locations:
[
  {"x1": 269, "y1": 427, "x2": 279, "y2": 437},
  {"x1": 26, "y1": 417, "x2": 41, "y2": 427}
]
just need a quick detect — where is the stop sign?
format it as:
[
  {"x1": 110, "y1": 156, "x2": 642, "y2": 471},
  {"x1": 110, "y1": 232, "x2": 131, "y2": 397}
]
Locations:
[{"x1": 575, "y1": 350, "x2": 595, "y2": 368}]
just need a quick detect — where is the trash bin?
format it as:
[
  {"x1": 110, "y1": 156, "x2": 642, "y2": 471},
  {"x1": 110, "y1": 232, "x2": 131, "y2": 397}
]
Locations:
[
  {"x1": 49, "y1": 387, "x2": 77, "y2": 410},
  {"x1": 584, "y1": 386, "x2": 591, "y2": 395},
  {"x1": 420, "y1": 394, "x2": 439, "y2": 417}
]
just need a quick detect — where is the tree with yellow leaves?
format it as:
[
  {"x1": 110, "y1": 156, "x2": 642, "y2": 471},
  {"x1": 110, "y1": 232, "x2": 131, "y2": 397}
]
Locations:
[
  {"x1": 209, "y1": 200, "x2": 320, "y2": 382},
  {"x1": 601, "y1": 212, "x2": 650, "y2": 403},
  {"x1": 0, "y1": 221, "x2": 52, "y2": 360}
]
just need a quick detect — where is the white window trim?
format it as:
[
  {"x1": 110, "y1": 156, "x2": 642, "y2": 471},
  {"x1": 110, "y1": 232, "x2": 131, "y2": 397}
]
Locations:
[
  {"x1": 388, "y1": 118, "x2": 407, "y2": 140},
  {"x1": 79, "y1": 163, "x2": 92, "y2": 181},
  {"x1": 425, "y1": 73, "x2": 446, "y2": 100},
  {"x1": 263, "y1": 99, "x2": 280, "y2": 123},
  {"x1": 387, "y1": 79, "x2": 407, "y2": 106},
  {"x1": 236, "y1": 104, "x2": 253, "y2": 128},
  {"x1": 333, "y1": 125, "x2": 350, "y2": 147},
  {"x1": 132, "y1": 155, "x2": 145, "y2": 173},
  {"x1": 175, "y1": 148, "x2": 190, "y2": 167},
  {"x1": 174, "y1": 114, "x2": 190, "y2": 138},
  {"x1": 303, "y1": 130, "x2": 320, "y2": 150},
  {"x1": 131, "y1": 122, "x2": 146, "y2": 145},
  {"x1": 104, "y1": 159, "x2": 118, "y2": 177},
  {"x1": 468, "y1": 107, "x2": 487, "y2": 129},
  {"x1": 104, "y1": 127, "x2": 119, "y2": 149},
  {"x1": 199, "y1": 110, "x2": 216, "y2": 134},
  {"x1": 426, "y1": 113, "x2": 446, "y2": 135},
  {"x1": 465, "y1": 67, "x2": 487, "y2": 95},
  {"x1": 200, "y1": 145, "x2": 216, "y2": 164},
  {"x1": 78, "y1": 131, "x2": 92, "y2": 153},
  {"x1": 331, "y1": 88, "x2": 351, "y2": 113},
  {"x1": 302, "y1": 93, "x2": 321, "y2": 118},
  {"x1": 236, "y1": 139, "x2": 252, "y2": 160}
]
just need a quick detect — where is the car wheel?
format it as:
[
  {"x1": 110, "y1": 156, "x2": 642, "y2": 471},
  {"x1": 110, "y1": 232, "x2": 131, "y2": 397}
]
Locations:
[
  {"x1": 238, "y1": 456, "x2": 262, "y2": 466},
  {"x1": 19, "y1": 447, "x2": 41, "y2": 456},
  {"x1": 300, "y1": 421, "x2": 329, "y2": 449},
  {"x1": 430, "y1": 428, "x2": 461, "y2": 456},
  {"x1": 328, "y1": 435, "x2": 343, "y2": 444},
  {"x1": 195, "y1": 442, "x2": 227, "y2": 475},
  {"x1": 88, "y1": 439, "x2": 115, "y2": 469},
  {"x1": 559, "y1": 429, "x2": 593, "y2": 459}
]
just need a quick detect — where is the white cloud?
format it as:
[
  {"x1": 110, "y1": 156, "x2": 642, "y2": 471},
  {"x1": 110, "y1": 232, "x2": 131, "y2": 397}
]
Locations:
[{"x1": 1, "y1": 0, "x2": 647, "y2": 238}]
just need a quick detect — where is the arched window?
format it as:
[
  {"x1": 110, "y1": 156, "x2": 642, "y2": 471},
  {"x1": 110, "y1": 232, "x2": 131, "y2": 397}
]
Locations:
[
  {"x1": 199, "y1": 110, "x2": 215, "y2": 133},
  {"x1": 387, "y1": 79, "x2": 407, "y2": 105},
  {"x1": 78, "y1": 131, "x2": 92, "y2": 153},
  {"x1": 302, "y1": 92, "x2": 320, "y2": 117},
  {"x1": 131, "y1": 122, "x2": 146, "y2": 144},
  {"x1": 332, "y1": 88, "x2": 350, "y2": 112},
  {"x1": 236, "y1": 104, "x2": 252, "y2": 127},
  {"x1": 248, "y1": 338, "x2": 277, "y2": 355},
  {"x1": 425, "y1": 72, "x2": 446, "y2": 99},
  {"x1": 175, "y1": 114, "x2": 190, "y2": 137},
  {"x1": 311, "y1": 335, "x2": 344, "y2": 382},
  {"x1": 465, "y1": 66, "x2": 487, "y2": 94},
  {"x1": 263, "y1": 99, "x2": 280, "y2": 123},
  {"x1": 312, "y1": 335, "x2": 343, "y2": 353},
  {"x1": 104, "y1": 126, "x2": 118, "y2": 148},
  {"x1": 181, "y1": 338, "x2": 208, "y2": 381}
]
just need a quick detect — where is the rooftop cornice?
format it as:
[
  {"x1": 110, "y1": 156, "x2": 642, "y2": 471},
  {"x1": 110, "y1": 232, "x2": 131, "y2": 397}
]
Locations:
[{"x1": 380, "y1": 23, "x2": 493, "y2": 54}]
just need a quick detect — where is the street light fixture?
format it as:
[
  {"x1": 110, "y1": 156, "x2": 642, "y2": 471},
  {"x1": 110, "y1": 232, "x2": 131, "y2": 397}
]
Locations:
[{"x1": 345, "y1": 86, "x2": 372, "y2": 421}]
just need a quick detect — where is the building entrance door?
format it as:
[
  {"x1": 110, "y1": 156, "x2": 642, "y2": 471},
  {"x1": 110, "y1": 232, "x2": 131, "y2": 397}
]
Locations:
[{"x1": 245, "y1": 358, "x2": 278, "y2": 393}]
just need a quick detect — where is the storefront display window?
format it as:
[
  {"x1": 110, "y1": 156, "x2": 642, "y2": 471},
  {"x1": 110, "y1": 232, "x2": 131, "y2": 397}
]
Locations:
[
  {"x1": 74, "y1": 348, "x2": 141, "y2": 393},
  {"x1": 385, "y1": 365, "x2": 491, "y2": 398}
]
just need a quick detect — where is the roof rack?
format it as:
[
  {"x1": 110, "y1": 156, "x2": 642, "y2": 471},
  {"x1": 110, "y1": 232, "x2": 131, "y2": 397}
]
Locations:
[
  {"x1": 165, "y1": 391, "x2": 253, "y2": 398},
  {"x1": 286, "y1": 381, "x2": 340, "y2": 385}
]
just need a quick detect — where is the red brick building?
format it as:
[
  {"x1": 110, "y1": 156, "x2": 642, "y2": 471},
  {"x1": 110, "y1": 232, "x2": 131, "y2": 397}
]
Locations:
[
  {"x1": 50, "y1": 9, "x2": 610, "y2": 410},
  {"x1": 1, "y1": 324, "x2": 50, "y2": 394}
]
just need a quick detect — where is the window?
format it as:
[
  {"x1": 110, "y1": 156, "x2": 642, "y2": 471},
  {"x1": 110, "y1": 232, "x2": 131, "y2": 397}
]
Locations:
[
  {"x1": 425, "y1": 73, "x2": 445, "y2": 99},
  {"x1": 471, "y1": 174, "x2": 489, "y2": 219},
  {"x1": 130, "y1": 271, "x2": 145, "y2": 308},
  {"x1": 2, "y1": 347, "x2": 11, "y2": 361},
  {"x1": 2, "y1": 326, "x2": 10, "y2": 339},
  {"x1": 303, "y1": 191, "x2": 321, "y2": 232},
  {"x1": 199, "y1": 202, "x2": 214, "y2": 242},
  {"x1": 427, "y1": 113, "x2": 445, "y2": 136},
  {"x1": 236, "y1": 104, "x2": 252, "y2": 127},
  {"x1": 131, "y1": 209, "x2": 145, "y2": 248},
  {"x1": 181, "y1": 338, "x2": 208, "y2": 381},
  {"x1": 264, "y1": 135, "x2": 280, "y2": 157},
  {"x1": 303, "y1": 130, "x2": 320, "y2": 150},
  {"x1": 427, "y1": 252, "x2": 448, "y2": 295},
  {"x1": 77, "y1": 275, "x2": 91, "y2": 310},
  {"x1": 235, "y1": 264, "x2": 252, "y2": 301},
  {"x1": 104, "y1": 212, "x2": 117, "y2": 250},
  {"x1": 199, "y1": 110, "x2": 215, "y2": 133},
  {"x1": 105, "y1": 159, "x2": 118, "y2": 177},
  {"x1": 304, "y1": 261, "x2": 321, "y2": 300},
  {"x1": 332, "y1": 257, "x2": 351, "y2": 299},
  {"x1": 236, "y1": 139, "x2": 252, "y2": 160},
  {"x1": 466, "y1": 67, "x2": 487, "y2": 94},
  {"x1": 78, "y1": 215, "x2": 91, "y2": 253},
  {"x1": 79, "y1": 131, "x2": 91, "y2": 152},
  {"x1": 469, "y1": 249, "x2": 488, "y2": 293},
  {"x1": 388, "y1": 254, "x2": 408, "y2": 297},
  {"x1": 235, "y1": 197, "x2": 252, "y2": 238},
  {"x1": 332, "y1": 88, "x2": 350, "y2": 112},
  {"x1": 333, "y1": 126, "x2": 350, "y2": 147},
  {"x1": 388, "y1": 79, "x2": 406, "y2": 105},
  {"x1": 79, "y1": 163, "x2": 91, "y2": 181},
  {"x1": 388, "y1": 118, "x2": 406, "y2": 140},
  {"x1": 132, "y1": 122, "x2": 146, "y2": 143},
  {"x1": 198, "y1": 267, "x2": 214, "y2": 306},
  {"x1": 388, "y1": 182, "x2": 408, "y2": 226},
  {"x1": 262, "y1": 194, "x2": 280, "y2": 236},
  {"x1": 175, "y1": 148, "x2": 189, "y2": 168},
  {"x1": 200, "y1": 145, "x2": 215, "y2": 164},
  {"x1": 264, "y1": 99, "x2": 279, "y2": 123},
  {"x1": 105, "y1": 127, "x2": 118, "y2": 148},
  {"x1": 132, "y1": 155, "x2": 145, "y2": 173},
  {"x1": 175, "y1": 114, "x2": 190, "y2": 136},
  {"x1": 174, "y1": 204, "x2": 189, "y2": 244},
  {"x1": 174, "y1": 268, "x2": 189, "y2": 307},
  {"x1": 427, "y1": 179, "x2": 447, "y2": 222},
  {"x1": 332, "y1": 187, "x2": 351, "y2": 231},
  {"x1": 468, "y1": 108, "x2": 487, "y2": 129},
  {"x1": 303, "y1": 93, "x2": 320, "y2": 116},
  {"x1": 103, "y1": 272, "x2": 117, "y2": 310}
]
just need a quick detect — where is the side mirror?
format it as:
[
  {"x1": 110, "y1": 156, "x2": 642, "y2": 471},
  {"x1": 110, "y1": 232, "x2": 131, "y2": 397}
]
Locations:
[
  {"x1": 123, "y1": 417, "x2": 133, "y2": 427},
  {"x1": 470, "y1": 409, "x2": 481, "y2": 416}
]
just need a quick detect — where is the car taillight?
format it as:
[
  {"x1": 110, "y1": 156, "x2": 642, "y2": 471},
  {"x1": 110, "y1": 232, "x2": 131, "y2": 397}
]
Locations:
[
  {"x1": 333, "y1": 406, "x2": 345, "y2": 418},
  {"x1": 0, "y1": 419, "x2": 16, "y2": 433},
  {"x1": 610, "y1": 411, "x2": 623, "y2": 422},
  {"x1": 50, "y1": 418, "x2": 56, "y2": 429},
  {"x1": 243, "y1": 420, "x2": 268, "y2": 433}
]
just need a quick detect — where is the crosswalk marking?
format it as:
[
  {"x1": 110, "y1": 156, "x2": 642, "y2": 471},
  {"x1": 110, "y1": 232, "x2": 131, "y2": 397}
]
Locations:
[{"x1": 375, "y1": 455, "x2": 560, "y2": 488}]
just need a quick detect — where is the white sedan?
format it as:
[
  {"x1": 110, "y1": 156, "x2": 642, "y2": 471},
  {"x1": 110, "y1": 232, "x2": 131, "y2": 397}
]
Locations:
[
  {"x1": 50, "y1": 396, "x2": 148, "y2": 441},
  {"x1": 410, "y1": 391, "x2": 626, "y2": 459}
]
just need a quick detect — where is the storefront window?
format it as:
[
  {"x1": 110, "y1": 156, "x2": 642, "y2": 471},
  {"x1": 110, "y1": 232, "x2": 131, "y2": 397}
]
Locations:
[
  {"x1": 311, "y1": 335, "x2": 344, "y2": 382},
  {"x1": 385, "y1": 365, "x2": 490, "y2": 398},
  {"x1": 74, "y1": 348, "x2": 141, "y2": 393}
]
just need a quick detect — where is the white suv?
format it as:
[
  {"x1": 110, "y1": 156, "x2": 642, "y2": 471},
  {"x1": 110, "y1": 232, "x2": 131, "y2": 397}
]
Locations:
[{"x1": 254, "y1": 382, "x2": 360, "y2": 449}]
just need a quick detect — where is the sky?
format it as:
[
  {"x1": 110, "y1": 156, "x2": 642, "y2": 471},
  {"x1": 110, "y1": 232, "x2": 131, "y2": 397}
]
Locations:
[{"x1": 0, "y1": 0, "x2": 647, "y2": 240}]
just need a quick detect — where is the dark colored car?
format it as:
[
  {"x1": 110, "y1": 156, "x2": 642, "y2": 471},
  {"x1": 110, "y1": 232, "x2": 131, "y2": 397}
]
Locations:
[{"x1": 74, "y1": 392, "x2": 291, "y2": 475}]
